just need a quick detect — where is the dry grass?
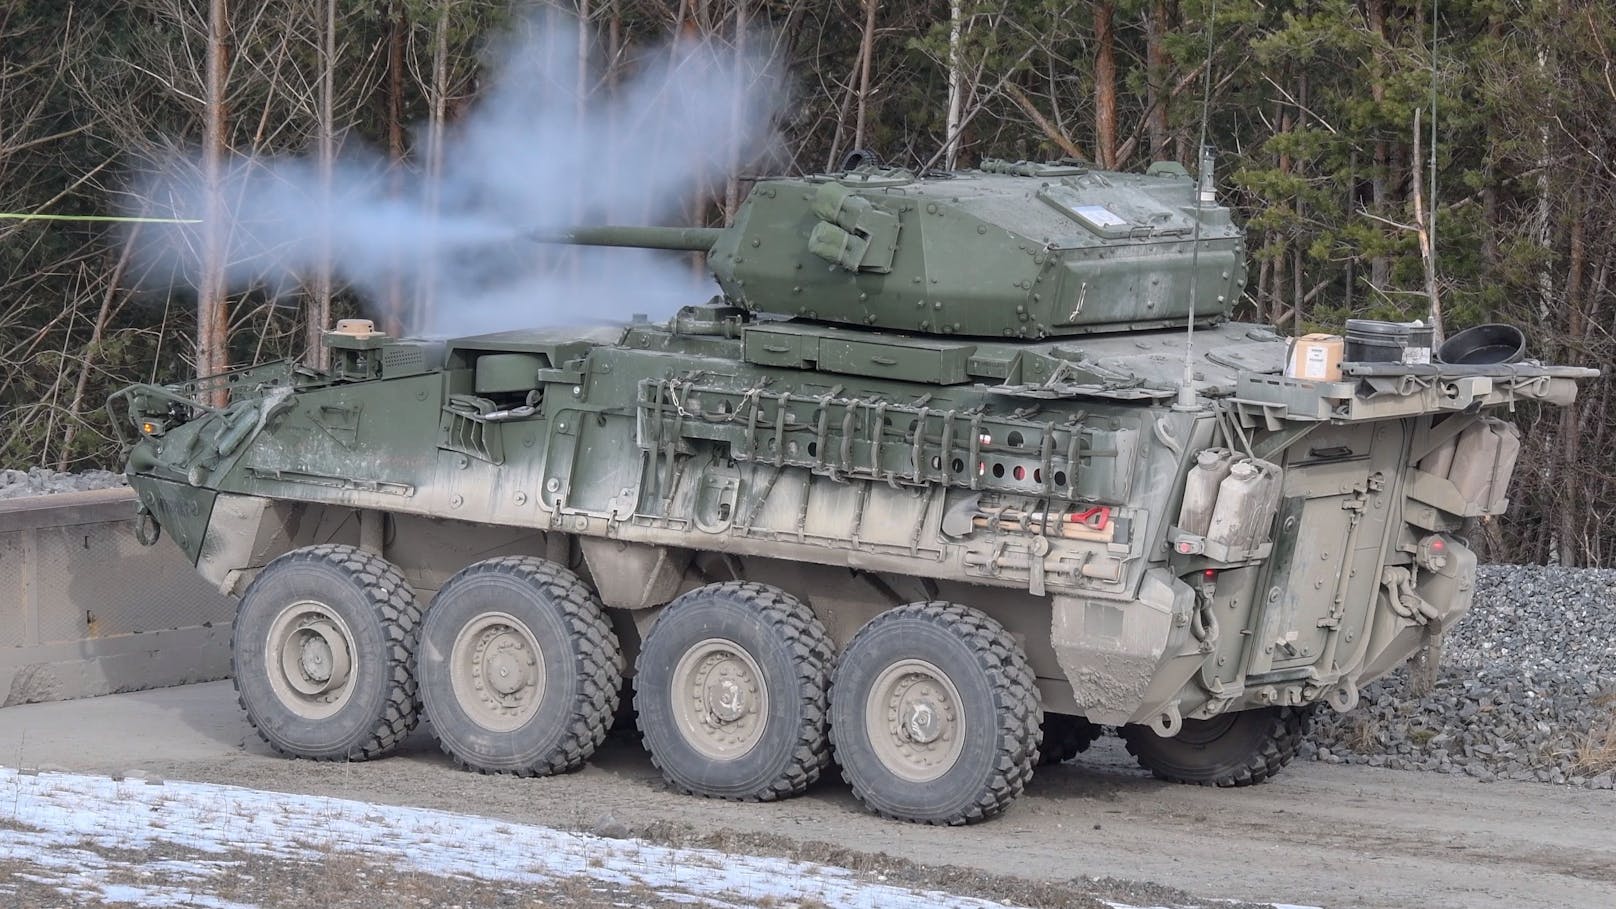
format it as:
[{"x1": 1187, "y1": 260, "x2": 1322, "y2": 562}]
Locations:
[
  {"x1": 1572, "y1": 692, "x2": 1616, "y2": 774},
  {"x1": 1343, "y1": 714, "x2": 1379, "y2": 752}
]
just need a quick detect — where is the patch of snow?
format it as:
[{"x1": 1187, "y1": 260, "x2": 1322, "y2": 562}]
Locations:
[
  {"x1": 2, "y1": 768, "x2": 1326, "y2": 909},
  {"x1": 1, "y1": 768, "x2": 1013, "y2": 909}
]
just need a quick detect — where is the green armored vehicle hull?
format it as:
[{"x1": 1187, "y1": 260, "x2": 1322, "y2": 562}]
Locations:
[{"x1": 113, "y1": 161, "x2": 1592, "y2": 824}]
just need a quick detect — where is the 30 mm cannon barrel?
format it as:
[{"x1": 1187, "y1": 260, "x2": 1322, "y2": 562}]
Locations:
[{"x1": 530, "y1": 225, "x2": 723, "y2": 252}]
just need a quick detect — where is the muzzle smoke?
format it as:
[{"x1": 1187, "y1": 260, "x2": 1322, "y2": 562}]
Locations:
[{"x1": 130, "y1": 12, "x2": 783, "y2": 336}]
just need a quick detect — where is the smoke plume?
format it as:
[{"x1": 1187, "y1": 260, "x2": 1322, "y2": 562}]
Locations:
[{"x1": 131, "y1": 13, "x2": 783, "y2": 336}]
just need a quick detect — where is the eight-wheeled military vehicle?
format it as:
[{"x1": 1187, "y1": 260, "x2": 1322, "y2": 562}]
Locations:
[{"x1": 111, "y1": 157, "x2": 1594, "y2": 824}]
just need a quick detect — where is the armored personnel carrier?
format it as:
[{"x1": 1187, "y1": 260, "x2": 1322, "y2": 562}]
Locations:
[{"x1": 111, "y1": 158, "x2": 1593, "y2": 824}]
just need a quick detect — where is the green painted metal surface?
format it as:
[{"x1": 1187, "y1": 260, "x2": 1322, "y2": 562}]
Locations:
[{"x1": 549, "y1": 162, "x2": 1243, "y2": 339}]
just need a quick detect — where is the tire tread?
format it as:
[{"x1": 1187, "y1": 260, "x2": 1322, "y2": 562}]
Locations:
[
  {"x1": 634, "y1": 580, "x2": 832, "y2": 802},
  {"x1": 231, "y1": 543, "x2": 421, "y2": 762},
  {"x1": 426, "y1": 555, "x2": 623, "y2": 777},
  {"x1": 830, "y1": 601, "x2": 1041, "y2": 826}
]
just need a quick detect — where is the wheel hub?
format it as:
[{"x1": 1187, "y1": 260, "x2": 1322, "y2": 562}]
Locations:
[
  {"x1": 299, "y1": 635, "x2": 333, "y2": 683},
  {"x1": 865, "y1": 659, "x2": 966, "y2": 783},
  {"x1": 265, "y1": 603, "x2": 357, "y2": 720},
  {"x1": 705, "y1": 676, "x2": 749, "y2": 723},
  {"x1": 486, "y1": 644, "x2": 530, "y2": 696},
  {"x1": 449, "y1": 613, "x2": 545, "y2": 733},
  {"x1": 902, "y1": 700, "x2": 941, "y2": 744},
  {"x1": 671, "y1": 638, "x2": 769, "y2": 761}
]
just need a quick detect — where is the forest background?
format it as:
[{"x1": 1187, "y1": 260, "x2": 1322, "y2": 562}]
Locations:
[{"x1": 1, "y1": 0, "x2": 1612, "y2": 565}]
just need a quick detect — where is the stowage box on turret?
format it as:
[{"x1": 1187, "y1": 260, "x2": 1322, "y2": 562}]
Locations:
[{"x1": 112, "y1": 159, "x2": 1595, "y2": 824}]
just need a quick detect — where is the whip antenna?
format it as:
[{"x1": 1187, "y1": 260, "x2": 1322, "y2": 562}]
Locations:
[{"x1": 1177, "y1": 0, "x2": 1220, "y2": 410}]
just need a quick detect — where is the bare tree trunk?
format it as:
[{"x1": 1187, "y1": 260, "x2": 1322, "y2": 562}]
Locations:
[
  {"x1": 1146, "y1": 0, "x2": 1170, "y2": 160},
  {"x1": 1293, "y1": 69, "x2": 1307, "y2": 325},
  {"x1": 1411, "y1": 108, "x2": 1443, "y2": 341},
  {"x1": 577, "y1": 0, "x2": 591, "y2": 121},
  {"x1": 306, "y1": 0, "x2": 335, "y2": 367},
  {"x1": 1367, "y1": 0, "x2": 1391, "y2": 291},
  {"x1": 1345, "y1": 148, "x2": 1357, "y2": 311},
  {"x1": 571, "y1": 0, "x2": 592, "y2": 279},
  {"x1": 1094, "y1": 2, "x2": 1117, "y2": 169},
  {"x1": 1557, "y1": 203, "x2": 1586, "y2": 565},
  {"x1": 1256, "y1": 249, "x2": 1272, "y2": 321},
  {"x1": 419, "y1": 0, "x2": 451, "y2": 327},
  {"x1": 383, "y1": 0, "x2": 407, "y2": 335},
  {"x1": 1272, "y1": 241, "x2": 1287, "y2": 326},
  {"x1": 607, "y1": 0, "x2": 621, "y2": 80},
  {"x1": 853, "y1": 0, "x2": 877, "y2": 152},
  {"x1": 1533, "y1": 47, "x2": 1555, "y2": 322},
  {"x1": 58, "y1": 227, "x2": 139, "y2": 470},
  {"x1": 606, "y1": 0, "x2": 621, "y2": 219},
  {"x1": 1480, "y1": 11, "x2": 1502, "y2": 269},
  {"x1": 201, "y1": 0, "x2": 231, "y2": 406},
  {"x1": 1006, "y1": 84, "x2": 1084, "y2": 159},
  {"x1": 1271, "y1": 79, "x2": 1292, "y2": 326},
  {"x1": 724, "y1": 0, "x2": 747, "y2": 224},
  {"x1": 944, "y1": 0, "x2": 963, "y2": 169}
]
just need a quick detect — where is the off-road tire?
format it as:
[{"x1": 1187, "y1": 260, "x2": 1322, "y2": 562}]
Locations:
[
  {"x1": 1120, "y1": 705, "x2": 1315, "y2": 787},
  {"x1": 1038, "y1": 714, "x2": 1103, "y2": 766},
  {"x1": 828, "y1": 602, "x2": 1041, "y2": 825},
  {"x1": 634, "y1": 581, "x2": 832, "y2": 801},
  {"x1": 232, "y1": 544, "x2": 421, "y2": 761},
  {"x1": 418, "y1": 556, "x2": 622, "y2": 776}
]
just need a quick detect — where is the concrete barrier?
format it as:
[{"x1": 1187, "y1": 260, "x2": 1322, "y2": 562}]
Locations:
[{"x1": 1, "y1": 487, "x2": 233, "y2": 707}]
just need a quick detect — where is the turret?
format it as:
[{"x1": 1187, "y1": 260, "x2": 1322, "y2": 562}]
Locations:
[{"x1": 540, "y1": 160, "x2": 1247, "y2": 340}]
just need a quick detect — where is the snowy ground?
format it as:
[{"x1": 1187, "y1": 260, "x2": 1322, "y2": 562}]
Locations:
[
  {"x1": 1, "y1": 767, "x2": 1307, "y2": 909},
  {"x1": 0, "y1": 767, "x2": 1017, "y2": 909}
]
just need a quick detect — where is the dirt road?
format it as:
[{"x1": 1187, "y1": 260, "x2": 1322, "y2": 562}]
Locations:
[{"x1": 2, "y1": 681, "x2": 1611, "y2": 909}]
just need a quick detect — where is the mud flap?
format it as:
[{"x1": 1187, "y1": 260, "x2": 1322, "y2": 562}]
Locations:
[{"x1": 1050, "y1": 568, "x2": 1197, "y2": 725}]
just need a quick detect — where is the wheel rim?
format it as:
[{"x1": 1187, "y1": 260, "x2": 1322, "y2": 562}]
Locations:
[
  {"x1": 669, "y1": 638, "x2": 770, "y2": 761},
  {"x1": 448, "y1": 611, "x2": 546, "y2": 733},
  {"x1": 864, "y1": 658, "x2": 966, "y2": 783},
  {"x1": 265, "y1": 600, "x2": 357, "y2": 720}
]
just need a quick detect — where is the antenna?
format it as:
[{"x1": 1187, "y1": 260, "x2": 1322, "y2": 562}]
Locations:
[{"x1": 1177, "y1": 0, "x2": 1220, "y2": 410}]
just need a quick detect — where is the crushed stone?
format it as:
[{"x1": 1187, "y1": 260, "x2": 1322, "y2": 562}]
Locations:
[{"x1": 1309, "y1": 565, "x2": 1616, "y2": 789}]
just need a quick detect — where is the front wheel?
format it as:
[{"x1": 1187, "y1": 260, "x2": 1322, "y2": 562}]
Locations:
[
  {"x1": 231, "y1": 544, "x2": 421, "y2": 761},
  {"x1": 829, "y1": 602, "x2": 1041, "y2": 825},
  {"x1": 1120, "y1": 705, "x2": 1314, "y2": 787}
]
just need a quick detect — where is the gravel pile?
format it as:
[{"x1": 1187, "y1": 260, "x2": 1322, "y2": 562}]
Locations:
[
  {"x1": 1308, "y1": 564, "x2": 1616, "y2": 789},
  {"x1": 0, "y1": 467, "x2": 127, "y2": 500}
]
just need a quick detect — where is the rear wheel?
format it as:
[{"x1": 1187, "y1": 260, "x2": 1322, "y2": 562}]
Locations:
[
  {"x1": 418, "y1": 556, "x2": 622, "y2": 776},
  {"x1": 635, "y1": 582, "x2": 832, "y2": 801},
  {"x1": 1038, "y1": 714, "x2": 1102, "y2": 766},
  {"x1": 829, "y1": 602, "x2": 1040, "y2": 825},
  {"x1": 1120, "y1": 705, "x2": 1314, "y2": 786},
  {"x1": 232, "y1": 544, "x2": 421, "y2": 761}
]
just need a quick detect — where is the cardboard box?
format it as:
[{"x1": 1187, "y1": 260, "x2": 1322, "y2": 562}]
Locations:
[{"x1": 1286, "y1": 333, "x2": 1344, "y2": 382}]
